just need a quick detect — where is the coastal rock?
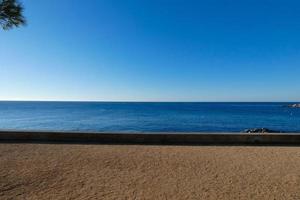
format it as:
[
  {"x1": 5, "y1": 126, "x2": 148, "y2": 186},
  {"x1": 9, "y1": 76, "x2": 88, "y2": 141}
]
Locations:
[
  {"x1": 287, "y1": 104, "x2": 300, "y2": 108},
  {"x1": 243, "y1": 128, "x2": 277, "y2": 133}
]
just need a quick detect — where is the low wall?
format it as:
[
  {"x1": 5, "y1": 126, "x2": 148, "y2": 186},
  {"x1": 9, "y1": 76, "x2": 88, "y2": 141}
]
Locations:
[{"x1": 0, "y1": 130, "x2": 300, "y2": 145}]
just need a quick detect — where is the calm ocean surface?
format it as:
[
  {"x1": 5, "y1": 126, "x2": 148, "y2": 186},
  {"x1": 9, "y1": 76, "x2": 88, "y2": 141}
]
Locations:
[{"x1": 0, "y1": 102, "x2": 300, "y2": 133}]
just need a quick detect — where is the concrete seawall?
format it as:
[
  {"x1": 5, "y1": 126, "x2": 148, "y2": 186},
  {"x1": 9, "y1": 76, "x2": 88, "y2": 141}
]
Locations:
[{"x1": 0, "y1": 130, "x2": 300, "y2": 145}]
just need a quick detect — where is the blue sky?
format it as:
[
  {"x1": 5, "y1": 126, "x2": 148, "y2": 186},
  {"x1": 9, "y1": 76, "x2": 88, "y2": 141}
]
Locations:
[{"x1": 1, "y1": 0, "x2": 300, "y2": 101}]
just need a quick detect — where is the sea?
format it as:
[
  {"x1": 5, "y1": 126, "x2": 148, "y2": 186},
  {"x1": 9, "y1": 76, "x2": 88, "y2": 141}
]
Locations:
[{"x1": 0, "y1": 101, "x2": 299, "y2": 133}]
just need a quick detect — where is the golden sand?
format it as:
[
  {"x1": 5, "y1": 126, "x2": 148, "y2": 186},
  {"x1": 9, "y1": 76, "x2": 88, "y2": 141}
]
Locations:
[{"x1": 0, "y1": 143, "x2": 300, "y2": 199}]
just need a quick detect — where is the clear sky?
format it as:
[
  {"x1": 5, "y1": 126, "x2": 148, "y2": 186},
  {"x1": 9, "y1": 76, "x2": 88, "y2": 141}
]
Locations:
[{"x1": 1, "y1": 0, "x2": 300, "y2": 102}]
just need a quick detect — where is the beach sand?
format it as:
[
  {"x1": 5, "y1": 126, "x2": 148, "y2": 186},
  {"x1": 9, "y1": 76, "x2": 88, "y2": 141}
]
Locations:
[{"x1": 1, "y1": 143, "x2": 300, "y2": 200}]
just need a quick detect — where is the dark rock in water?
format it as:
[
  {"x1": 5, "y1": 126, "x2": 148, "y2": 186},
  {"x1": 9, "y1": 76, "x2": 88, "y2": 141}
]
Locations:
[
  {"x1": 243, "y1": 128, "x2": 278, "y2": 133},
  {"x1": 287, "y1": 104, "x2": 300, "y2": 108}
]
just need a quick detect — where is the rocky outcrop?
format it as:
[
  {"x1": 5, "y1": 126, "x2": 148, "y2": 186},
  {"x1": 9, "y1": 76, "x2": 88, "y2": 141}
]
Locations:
[
  {"x1": 243, "y1": 128, "x2": 279, "y2": 133},
  {"x1": 287, "y1": 104, "x2": 300, "y2": 108}
]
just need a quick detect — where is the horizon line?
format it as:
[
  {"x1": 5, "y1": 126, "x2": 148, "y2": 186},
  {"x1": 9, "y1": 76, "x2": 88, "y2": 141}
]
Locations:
[{"x1": 0, "y1": 100, "x2": 298, "y2": 103}]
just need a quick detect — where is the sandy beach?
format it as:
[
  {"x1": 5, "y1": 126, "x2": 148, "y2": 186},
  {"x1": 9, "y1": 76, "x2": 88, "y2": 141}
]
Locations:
[{"x1": 1, "y1": 143, "x2": 300, "y2": 200}]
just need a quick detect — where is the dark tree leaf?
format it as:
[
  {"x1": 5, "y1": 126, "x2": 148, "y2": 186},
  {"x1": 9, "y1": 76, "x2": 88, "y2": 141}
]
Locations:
[{"x1": 0, "y1": 0, "x2": 26, "y2": 30}]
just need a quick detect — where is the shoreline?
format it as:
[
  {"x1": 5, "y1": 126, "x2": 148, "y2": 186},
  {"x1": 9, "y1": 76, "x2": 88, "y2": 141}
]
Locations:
[{"x1": 1, "y1": 130, "x2": 300, "y2": 145}]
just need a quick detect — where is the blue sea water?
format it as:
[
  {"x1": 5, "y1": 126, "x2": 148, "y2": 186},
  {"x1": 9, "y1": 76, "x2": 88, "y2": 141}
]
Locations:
[{"x1": 0, "y1": 101, "x2": 299, "y2": 133}]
